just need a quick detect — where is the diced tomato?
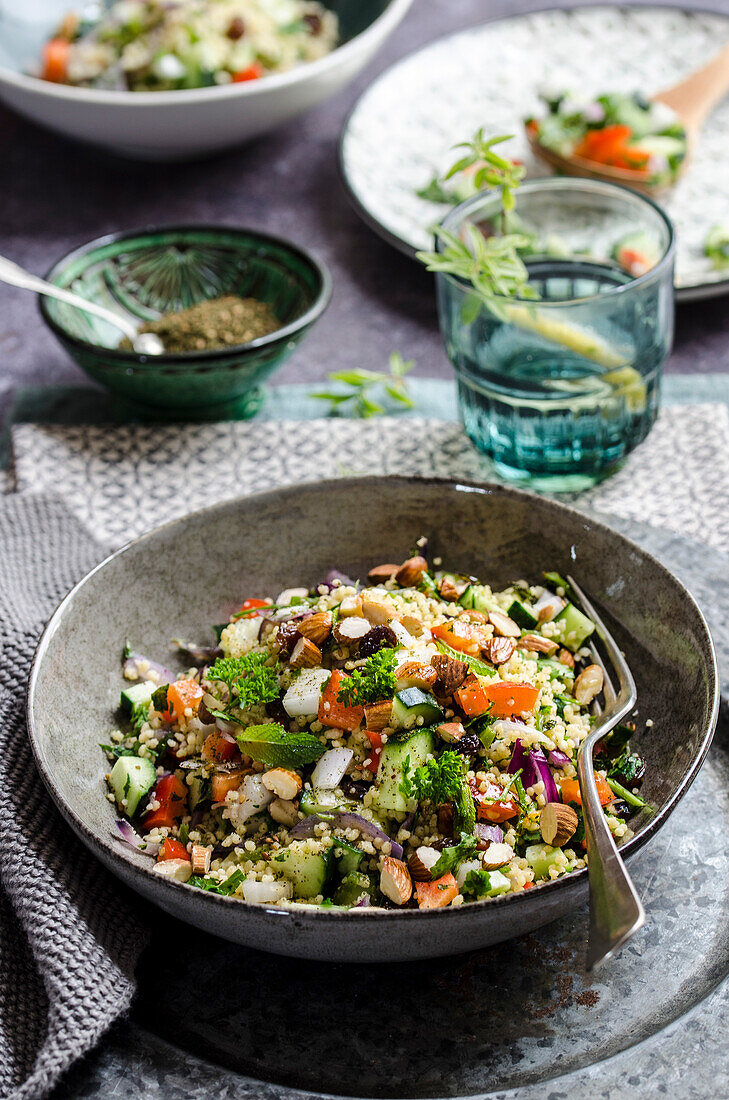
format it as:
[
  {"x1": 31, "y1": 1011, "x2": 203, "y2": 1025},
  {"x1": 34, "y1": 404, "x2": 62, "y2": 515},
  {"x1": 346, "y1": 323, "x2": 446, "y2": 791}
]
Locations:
[
  {"x1": 484, "y1": 680, "x2": 539, "y2": 719},
  {"x1": 560, "y1": 774, "x2": 614, "y2": 807},
  {"x1": 163, "y1": 678, "x2": 204, "y2": 723},
  {"x1": 523, "y1": 881, "x2": 535, "y2": 890},
  {"x1": 618, "y1": 248, "x2": 653, "y2": 277},
  {"x1": 201, "y1": 731, "x2": 240, "y2": 765},
  {"x1": 237, "y1": 597, "x2": 270, "y2": 615},
  {"x1": 415, "y1": 872, "x2": 459, "y2": 909},
  {"x1": 454, "y1": 673, "x2": 492, "y2": 717},
  {"x1": 469, "y1": 778, "x2": 520, "y2": 823},
  {"x1": 142, "y1": 774, "x2": 188, "y2": 830},
  {"x1": 575, "y1": 124, "x2": 633, "y2": 163},
  {"x1": 232, "y1": 62, "x2": 264, "y2": 82},
  {"x1": 318, "y1": 669, "x2": 364, "y2": 731},
  {"x1": 364, "y1": 729, "x2": 383, "y2": 772},
  {"x1": 211, "y1": 771, "x2": 246, "y2": 803},
  {"x1": 432, "y1": 620, "x2": 488, "y2": 657},
  {"x1": 157, "y1": 837, "x2": 190, "y2": 862},
  {"x1": 42, "y1": 38, "x2": 70, "y2": 83}
]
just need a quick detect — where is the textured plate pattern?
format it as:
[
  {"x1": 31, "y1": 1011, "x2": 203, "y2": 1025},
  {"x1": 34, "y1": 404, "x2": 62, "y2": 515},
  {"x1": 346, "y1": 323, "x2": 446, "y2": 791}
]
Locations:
[{"x1": 340, "y1": 5, "x2": 729, "y2": 296}]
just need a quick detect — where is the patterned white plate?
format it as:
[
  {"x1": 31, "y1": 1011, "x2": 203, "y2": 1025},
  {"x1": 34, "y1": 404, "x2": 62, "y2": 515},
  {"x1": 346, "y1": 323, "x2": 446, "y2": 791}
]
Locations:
[{"x1": 340, "y1": 4, "x2": 729, "y2": 299}]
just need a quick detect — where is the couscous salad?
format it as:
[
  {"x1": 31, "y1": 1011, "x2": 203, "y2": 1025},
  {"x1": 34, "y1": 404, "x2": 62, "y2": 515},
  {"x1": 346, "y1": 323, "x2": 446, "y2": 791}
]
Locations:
[{"x1": 105, "y1": 552, "x2": 647, "y2": 910}]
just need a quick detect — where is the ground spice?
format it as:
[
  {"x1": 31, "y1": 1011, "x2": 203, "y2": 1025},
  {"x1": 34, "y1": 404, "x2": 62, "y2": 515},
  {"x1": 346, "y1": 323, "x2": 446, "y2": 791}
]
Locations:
[{"x1": 122, "y1": 295, "x2": 280, "y2": 353}]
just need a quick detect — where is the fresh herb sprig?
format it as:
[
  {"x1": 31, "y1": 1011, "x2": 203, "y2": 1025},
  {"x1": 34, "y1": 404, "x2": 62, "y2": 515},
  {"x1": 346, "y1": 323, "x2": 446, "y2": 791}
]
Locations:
[
  {"x1": 445, "y1": 130, "x2": 525, "y2": 217},
  {"x1": 207, "y1": 653, "x2": 280, "y2": 710},
  {"x1": 430, "y1": 832, "x2": 478, "y2": 878},
  {"x1": 312, "y1": 352, "x2": 415, "y2": 419},
  {"x1": 410, "y1": 750, "x2": 476, "y2": 834},
  {"x1": 337, "y1": 648, "x2": 398, "y2": 707},
  {"x1": 235, "y1": 723, "x2": 326, "y2": 767}
]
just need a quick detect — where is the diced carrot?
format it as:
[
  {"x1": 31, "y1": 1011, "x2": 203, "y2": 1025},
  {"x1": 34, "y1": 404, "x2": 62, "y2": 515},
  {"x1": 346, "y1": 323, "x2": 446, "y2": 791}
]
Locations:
[
  {"x1": 158, "y1": 837, "x2": 190, "y2": 862},
  {"x1": 415, "y1": 872, "x2": 459, "y2": 909},
  {"x1": 232, "y1": 62, "x2": 264, "y2": 82},
  {"x1": 560, "y1": 774, "x2": 613, "y2": 807},
  {"x1": 42, "y1": 38, "x2": 70, "y2": 83},
  {"x1": 454, "y1": 673, "x2": 492, "y2": 717},
  {"x1": 523, "y1": 881, "x2": 535, "y2": 890},
  {"x1": 163, "y1": 678, "x2": 203, "y2": 723},
  {"x1": 201, "y1": 731, "x2": 240, "y2": 765},
  {"x1": 142, "y1": 774, "x2": 188, "y2": 830},
  {"x1": 364, "y1": 729, "x2": 383, "y2": 772},
  {"x1": 432, "y1": 620, "x2": 487, "y2": 656},
  {"x1": 484, "y1": 680, "x2": 539, "y2": 719},
  {"x1": 211, "y1": 771, "x2": 246, "y2": 803},
  {"x1": 318, "y1": 669, "x2": 364, "y2": 731},
  {"x1": 469, "y1": 778, "x2": 520, "y2": 823}
]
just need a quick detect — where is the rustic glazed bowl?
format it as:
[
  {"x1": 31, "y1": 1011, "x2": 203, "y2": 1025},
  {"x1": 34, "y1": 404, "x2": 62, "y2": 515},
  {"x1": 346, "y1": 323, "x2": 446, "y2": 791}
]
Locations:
[{"x1": 27, "y1": 477, "x2": 718, "y2": 961}]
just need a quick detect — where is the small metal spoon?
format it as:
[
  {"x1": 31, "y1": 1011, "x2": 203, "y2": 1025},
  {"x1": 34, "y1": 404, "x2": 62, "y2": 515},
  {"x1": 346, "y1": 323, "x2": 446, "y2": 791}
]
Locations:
[
  {"x1": 0, "y1": 254, "x2": 165, "y2": 355},
  {"x1": 527, "y1": 40, "x2": 729, "y2": 195}
]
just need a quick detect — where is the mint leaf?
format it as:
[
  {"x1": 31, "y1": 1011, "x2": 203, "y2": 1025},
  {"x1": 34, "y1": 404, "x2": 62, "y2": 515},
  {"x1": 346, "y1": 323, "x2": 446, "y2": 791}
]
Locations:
[{"x1": 236, "y1": 723, "x2": 326, "y2": 767}]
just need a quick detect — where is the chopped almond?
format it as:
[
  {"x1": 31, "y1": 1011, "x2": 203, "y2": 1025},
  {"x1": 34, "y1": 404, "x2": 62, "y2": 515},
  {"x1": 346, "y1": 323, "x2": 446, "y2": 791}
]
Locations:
[
  {"x1": 262, "y1": 768, "x2": 302, "y2": 801},
  {"x1": 191, "y1": 845, "x2": 212, "y2": 874},
  {"x1": 368, "y1": 563, "x2": 399, "y2": 583},
  {"x1": 395, "y1": 556, "x2": 428, "y2": 587},
  {"x1": 290, "y1": 637, "x2": 322, "y2": 668},
  {"x1": 380, "y1": 856, "x2": 413, "y2": 905},
  {"x1": 363, "y1": 699, "x2": 392, "y2": 731},
  {"x1": 297, "y1": 611, "x2": 332, "y2": 646},
  {"x1": 395, "y1": 661, "x2": 438, "y2": 691}
]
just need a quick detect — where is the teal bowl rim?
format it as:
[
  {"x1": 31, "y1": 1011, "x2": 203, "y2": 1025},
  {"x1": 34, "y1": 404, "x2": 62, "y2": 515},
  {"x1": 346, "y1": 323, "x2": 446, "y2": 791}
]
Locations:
[
  {"x1": 39, "y1": 224, "x2": 333, "y2": 365},
  {"x1": 437, "y1": 176, "x2": 676, "y2": 306}
]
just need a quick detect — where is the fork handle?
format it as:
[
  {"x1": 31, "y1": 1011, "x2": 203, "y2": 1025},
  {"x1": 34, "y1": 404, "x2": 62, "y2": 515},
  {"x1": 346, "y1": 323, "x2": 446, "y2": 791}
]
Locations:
[{"x1": 579, "y1": 740, "x2": 645, "y2": 970}]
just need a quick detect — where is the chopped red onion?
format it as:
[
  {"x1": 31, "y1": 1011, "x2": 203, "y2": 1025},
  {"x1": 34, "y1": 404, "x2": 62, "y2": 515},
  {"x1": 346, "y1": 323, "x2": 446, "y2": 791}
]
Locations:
[
  {"x1": 113, "y1": 819, "x2": 158, "y2": 856},
  {"x1": 508, "y1": 739, "x2": 559, "y2": 802},
  {"x1": 474, "y1": 823, "x2": 504, "y2": 845},
  {"x1": 354, "y1": 895, "x2": 371, "y2": 908},
  {"x1": 123, "y1": 652, "x2": 175, "y2": 684},
  {"x1": 493, "y1": 718, "x2": 528, "y2": 740},
  {"x1": 288, "y1": 812, "x2": 403, "y2": 859},
  {"x1": 548, "y1": 749, "x2": 571, "y2": 769}
]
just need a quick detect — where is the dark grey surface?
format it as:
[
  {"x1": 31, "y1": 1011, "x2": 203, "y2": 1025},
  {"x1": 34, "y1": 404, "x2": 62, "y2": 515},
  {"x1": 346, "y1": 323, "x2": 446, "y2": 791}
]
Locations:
[{"x1": 1, "y1": 0, "x2": 729, "y2": 428}]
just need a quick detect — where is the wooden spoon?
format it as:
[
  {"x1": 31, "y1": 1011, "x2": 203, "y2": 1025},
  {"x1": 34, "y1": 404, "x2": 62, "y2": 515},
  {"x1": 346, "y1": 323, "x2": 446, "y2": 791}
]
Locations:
[{"x1": 527, "y1": 41, "x2": 729, "y2": 195}]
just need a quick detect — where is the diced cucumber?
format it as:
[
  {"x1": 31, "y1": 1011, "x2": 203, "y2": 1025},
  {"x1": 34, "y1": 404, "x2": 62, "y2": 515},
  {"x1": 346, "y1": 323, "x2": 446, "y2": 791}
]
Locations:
[
  {"x1": 273, "y1": 841, "x2": 332, "y2": 899},
  {"x1": 390, "y1": 688, "x2": 444, "y2": 731},
  {"x1": 483, "y1": 869, "x2": 511, "y2": 897},
  {"x1": 458, "y1": 585, "x2": 475, "y2": 609},
  {"x1": 372, "y1": 727, "x2": 435, "y2": 814},
  {"x1": 333, "y1": 838, "x2": 365, "y2": 876},
  {"x1": 526, "y1": 843, "x2": 567, "y2": 880},
  {"x1": 109, "y1": 755, "x2": 157, "y2": 816},
  {"x1": 552, "y1": 603, "x2": 595, "y2": 652},
  {"x1": 332, "y1": 872, "x2": 373, "y2": 907},
  {"x1": 470, "y1": 716, "x2": 497, "y2": 750},
  {"x1": 299, "y1": 788, "x2": 348, "y2": 817},
  {"x1": 470, "y1": 586, "x2": 502, "y2": 614},
  {"x1": 632, "y1": 134, "x2": 685, "y2": 158},
  {"x1": 434, "y1": 639, "x2": 497, "y2": 679},
  {"x1": 507, "y1": 599, "x2": 538, "y2": 630},
  {"x1": 120, "y1": 680, "x2": 156, "y2": 715}
]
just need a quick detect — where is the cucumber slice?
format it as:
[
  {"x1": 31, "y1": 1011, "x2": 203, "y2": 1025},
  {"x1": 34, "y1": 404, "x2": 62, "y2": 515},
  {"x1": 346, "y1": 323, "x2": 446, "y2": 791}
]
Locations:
[
  {"x1": 507, "y1": 599, "x2": 538, "y2": 630},
  {"x1": 483, "y1": 869, "x2": 511, "y2": 897},
  {"x1": 552, "y1": 603, "x2": 595, "y2": 652},
  {"x1": 333, "y1": 838, "x2": 365, "y2": 876},
  {"x1": 390, "y1": 688, "x2": 444, "y2": 731},
  {"x1": 458, "y1": 585, "x2": 475, "y2": 609},
  {"x1": 120, "y1": 680, "x2": 155, "y2": 715},
  {"x1": 525, "y1": 843, "x2": 567, "y2": 880},
  {"x1": 109, "y1": 755, "x2": 157, "y2": 816},
  {"x1": 332, "y1": 872, "x2": 373, "y2": 907},
  {"x1": 273, "y1": 842, "x2": 332, "y2": 899},
  {"x1": 434, "y1": 639, "x2": 497, "y2": 679},
  {"x1": 372, "y1": 727, "x2": 435, "y2": 814}
]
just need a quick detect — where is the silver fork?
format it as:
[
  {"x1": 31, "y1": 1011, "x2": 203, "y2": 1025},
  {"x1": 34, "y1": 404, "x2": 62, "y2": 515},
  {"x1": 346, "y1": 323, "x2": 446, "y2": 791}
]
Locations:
[{"x1": 566, "y1": 575, "x2": 644, "y2": 971}]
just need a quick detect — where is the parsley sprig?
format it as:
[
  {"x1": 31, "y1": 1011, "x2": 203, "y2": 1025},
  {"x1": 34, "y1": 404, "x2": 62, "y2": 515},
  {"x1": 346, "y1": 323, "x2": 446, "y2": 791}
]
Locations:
[
  {"x1": 337, "y1": 648, "x2": 398, "y2": 707},
  {"x1": 407, "y1": 750, "x2": 476, "y2": 834},
  {"x1": 312, "y1": 352, "x2": 415, "y2": 419},
  {"x1": 207, "y1": 653, "x2": 280, "y2": 710}
]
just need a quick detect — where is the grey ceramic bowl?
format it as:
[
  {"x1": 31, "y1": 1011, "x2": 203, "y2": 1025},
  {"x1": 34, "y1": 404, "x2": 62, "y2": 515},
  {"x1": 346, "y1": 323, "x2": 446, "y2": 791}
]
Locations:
[{"x1": 27, "y1": 477, "x2": 718, "y2": 962}]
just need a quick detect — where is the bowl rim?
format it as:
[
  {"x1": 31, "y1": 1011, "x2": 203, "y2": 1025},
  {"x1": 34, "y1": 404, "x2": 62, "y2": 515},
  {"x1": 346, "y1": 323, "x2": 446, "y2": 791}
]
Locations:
[
  {"x1": 38, "y1": 223, "x2": 333, "y2": 363},
  {"x1": 26, "y1": 475, "x2": 719, "y2": 925},
  {"x1": 0, "y1": 0, "x2": 413, "y2": 104}
]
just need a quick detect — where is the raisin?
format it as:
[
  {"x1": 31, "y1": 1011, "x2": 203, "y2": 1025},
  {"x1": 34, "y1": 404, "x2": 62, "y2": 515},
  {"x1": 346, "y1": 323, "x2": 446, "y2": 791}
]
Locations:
[
  {"x1": 358, "y1": 624, "x2": 398, "y2": 658},
  {"x1": 451, "y1": 732, "x2": 481, "y2": 758},
  {"x1": 304, "y1": 12, "x2": 322, "y2": 34},
  {"x1": 265, "y1": 694, "x2": 289, "y2": 725},
  {"x1": 227, "y1": 17, "x2": 245, "y2": 39}
]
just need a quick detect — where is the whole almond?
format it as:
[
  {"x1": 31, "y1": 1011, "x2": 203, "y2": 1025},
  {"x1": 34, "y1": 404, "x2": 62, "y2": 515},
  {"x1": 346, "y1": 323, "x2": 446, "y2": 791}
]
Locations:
[
  {"x1": 520, "y1": 634, "x2": 559, "y2": 655},
  {"x1": 380, "y1": 856, "x2": 413, "y2": 905},
  {"x1": 480, "y1": 842, "x2": 514, "y2": 871},
  {"x1": 539, "y1": 802, "x2": 579, "y2": 846},
  {"x1": 488, "y1": 610, "x2": 521, "y2": 638},
  {"x1": 574, "y1": 664, "x2": 604, "y2": 705},
  {"x1": 333, "y1": 616, "x2": 371, "y2": 645},
  {"x1": 431, "y1": 654, "x2": 468, "y2": 696},
  {"x1": 436, "y1": 720, "x2": 466, "y2": 743},
  {"x1": 297, "y1": 611, "x2": 333, "y2": 646},
  {"x1": 368, "y1": 563, "x2": 399, "y2": 583},
  {"x1": 289, "y1": 636, "x2": 322, "y2": 668},
  {"x1": 481, "y1": 636, "x2": 516, "y2": 665},
  {"x1": 395, "y1": 556, "x2": 428, "y2": 587},
  {"x1": 557, "y1": 648, "x2": 575, "y2": 668},
  {"x1": 395, "y1": 661, "x2": 438, "y2": 691},
  {"x1": 363, "y1": 699, "x2": 392, "y2": 731}
]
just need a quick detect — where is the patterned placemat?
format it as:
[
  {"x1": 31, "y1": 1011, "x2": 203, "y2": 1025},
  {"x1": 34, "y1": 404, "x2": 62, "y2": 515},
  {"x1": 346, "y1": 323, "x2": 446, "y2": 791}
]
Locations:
[{"x1": 10, "y1": 402, "x2": 729, "y2": 553}]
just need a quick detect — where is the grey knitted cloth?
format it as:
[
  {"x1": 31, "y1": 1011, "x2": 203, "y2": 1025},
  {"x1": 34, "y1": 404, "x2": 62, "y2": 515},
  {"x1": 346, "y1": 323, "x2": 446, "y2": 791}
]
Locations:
[{"x1": 0, "y1": 496, "x2": 150, "y2": 1100}]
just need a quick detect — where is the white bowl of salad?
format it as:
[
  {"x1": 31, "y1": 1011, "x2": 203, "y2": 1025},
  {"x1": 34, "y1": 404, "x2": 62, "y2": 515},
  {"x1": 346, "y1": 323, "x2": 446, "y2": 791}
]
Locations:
[{"x1": 0, "y1": 0, "x2": 413, "y2": 159}]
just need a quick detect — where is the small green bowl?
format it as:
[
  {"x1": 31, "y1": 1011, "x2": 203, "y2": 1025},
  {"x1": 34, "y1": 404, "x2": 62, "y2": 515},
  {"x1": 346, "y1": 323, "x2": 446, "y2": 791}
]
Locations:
[{"x1": 40, "y1": 225, "x2": 332, "y2": 418}]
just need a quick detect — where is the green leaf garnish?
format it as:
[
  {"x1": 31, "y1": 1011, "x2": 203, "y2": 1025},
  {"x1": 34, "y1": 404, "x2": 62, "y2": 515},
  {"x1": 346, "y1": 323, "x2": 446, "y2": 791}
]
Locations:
[
  {"x1": 236, "y1": 723, "x2": 326, "y2": 767},
  {"x1": 188, "y1": 869, "x2": 247, "y2": 895},
  {"x1": 207, "y1": 653, "x2": 280, "y2": 709},
  {"x1": 431, "y1": 832, "x2": 478, "y2": 879},
  {"x1": 411, "y1": 750, "x2": 476, "y2": 834},
  {"x1": 337, "y1": 648, "x2": 398, "y2": 707},
  {"x1": 312, "y1": 351, "x2": 415, "y2": 419}
]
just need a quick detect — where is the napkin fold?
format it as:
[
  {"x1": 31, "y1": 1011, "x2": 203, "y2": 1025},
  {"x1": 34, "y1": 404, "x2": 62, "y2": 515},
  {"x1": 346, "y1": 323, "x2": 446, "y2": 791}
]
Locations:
[{"x1": 0, "y1": 496, "x2": 150, "y2": 1100}]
